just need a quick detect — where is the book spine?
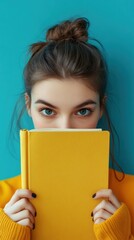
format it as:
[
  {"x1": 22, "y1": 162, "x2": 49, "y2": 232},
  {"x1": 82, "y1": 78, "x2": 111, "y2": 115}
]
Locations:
[{"x1": 20, "y1": 129, "x2": 29, "y2": 189}]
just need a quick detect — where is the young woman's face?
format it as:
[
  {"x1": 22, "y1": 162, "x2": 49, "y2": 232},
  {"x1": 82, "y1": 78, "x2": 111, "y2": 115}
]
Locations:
[{"x1": 26, "y1": 78, "x2": 103, "y2": 129}]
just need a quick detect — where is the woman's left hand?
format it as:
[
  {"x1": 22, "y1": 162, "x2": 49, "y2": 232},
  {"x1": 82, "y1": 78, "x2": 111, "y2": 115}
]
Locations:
[{"x1": 92, "y1": 189, "x2": 121, "y2": 224}]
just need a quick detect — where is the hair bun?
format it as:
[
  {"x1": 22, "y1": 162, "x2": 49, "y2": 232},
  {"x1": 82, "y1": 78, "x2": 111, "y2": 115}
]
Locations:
[{"x1": 46, "y1": 17, "x2": 90, "y2": 42}]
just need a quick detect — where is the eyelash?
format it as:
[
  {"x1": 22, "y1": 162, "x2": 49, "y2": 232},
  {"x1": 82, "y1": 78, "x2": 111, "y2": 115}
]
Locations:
[
  {"x1": 75, "y1": 108, "x2": 94, "y2": 117},
  {"x1": 39, "y1": 108, "x2": 56, "y2": 117},
  {"x1": 39, "y1": 107, "x2": 94, "y2": 117}
]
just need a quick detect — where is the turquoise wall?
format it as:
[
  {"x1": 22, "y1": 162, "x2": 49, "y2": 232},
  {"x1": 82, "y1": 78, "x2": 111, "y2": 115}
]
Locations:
[{"x1": 0, "y1": 0, "x2": 134, "y2": 179}]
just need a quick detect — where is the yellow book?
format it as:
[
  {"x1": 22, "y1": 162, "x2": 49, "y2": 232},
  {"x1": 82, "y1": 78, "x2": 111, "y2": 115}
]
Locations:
[{"x1": 20, "y1": 129, "x2": 109, "y2": 240}]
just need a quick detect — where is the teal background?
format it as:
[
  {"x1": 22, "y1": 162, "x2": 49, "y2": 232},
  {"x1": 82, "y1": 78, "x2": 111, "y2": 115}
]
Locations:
[{"x1": 0, "y1": 0, "x2": 134, "y2": 179}]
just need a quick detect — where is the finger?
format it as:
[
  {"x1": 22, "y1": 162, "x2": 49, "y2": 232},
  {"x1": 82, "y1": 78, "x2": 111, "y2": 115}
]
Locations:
[
  {"x1": 5, "y1": 198, "x2": 36, "y2": 217},
  {"x1": 94, "y1": 218, "x2": 105, "y2": 224},
  {"x1": 93, "y1": 199, "x2": 117, "y2": 215},
  {"x1": 93, "y1": 189, "x2": 121, "y2": 208},
  {"x1": 93, "y1": 208, "x2": 112, "y2": 223},
  {"x1": 10, "y1": 209, "x2": 35, "y2": 224},
  {"x1": 17, "y1": 218, "x2": 34, "y2": 230},
  {"x1": 6, "y1": 189, "x2": 36, "y2": 207}
]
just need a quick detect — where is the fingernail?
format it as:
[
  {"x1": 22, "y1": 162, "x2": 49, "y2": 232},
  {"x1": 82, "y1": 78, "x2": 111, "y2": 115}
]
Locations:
[
  {"x1": 35, "y1": 211, "x2": 37, "y2": 217},
  {"x1": 92, "y1": 217, "x2": 94, "y2": 222},
  {"x1": 92, "y1": 193, "x2": 96, "y2": 198},
  {"x1": 33, "y1": 223, "x2": 35, "y2": 230},
  {"x1": 32, "y1": 193, "x2": 37, "y2": 198},
  {"x1": 91, "y1": 211, "x2": 93, "y2": 217}
]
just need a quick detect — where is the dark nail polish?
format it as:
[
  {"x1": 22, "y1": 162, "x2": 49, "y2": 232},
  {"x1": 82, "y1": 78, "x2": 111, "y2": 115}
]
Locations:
[
  {"x1": 33, "y1": 223, "x2": 35, "y2": 230},
  {"x1": 92, "y1": 193, "x2": 96, "y2": 198},
  {"x1": 91, "y1": 211, "x2": 93, "y2": 217},
  {"x1": 92, "y1": 217, "x2": 94, "y2": 222},
  {"x1": 32, "y1": 193, "x2": 37, "y2": 198},
  {"x1": 35, "y1": 211, "x2": 37, "y2": 217}
]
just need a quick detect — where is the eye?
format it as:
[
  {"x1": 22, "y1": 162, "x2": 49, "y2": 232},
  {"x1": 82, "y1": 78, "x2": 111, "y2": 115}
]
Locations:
[
  {"x1": 76, "y1": 108, "x2": 92, "y2": 116},
  {"x1": 40, "y1": 108, "x2": 55, "y2": 116}
]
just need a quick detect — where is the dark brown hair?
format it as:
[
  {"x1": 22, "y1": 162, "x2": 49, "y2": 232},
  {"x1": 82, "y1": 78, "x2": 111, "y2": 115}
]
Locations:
[
  {"x1": 11, "y1": 17, "x2": 124, "y2": 180},
  {"x1": 24, "y1": 18, "x2": 107, "y2": 104}
]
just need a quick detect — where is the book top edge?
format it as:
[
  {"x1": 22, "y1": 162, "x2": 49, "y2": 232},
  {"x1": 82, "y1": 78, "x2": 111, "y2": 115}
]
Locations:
[{"x1": 21, "y1": 128, "x2": 103, "y2": 132}]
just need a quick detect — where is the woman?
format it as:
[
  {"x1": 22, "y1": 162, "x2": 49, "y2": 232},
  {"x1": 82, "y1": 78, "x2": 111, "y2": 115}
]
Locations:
[{"x1": 0, "y1": 17, "x2": 133, "y2": 239}]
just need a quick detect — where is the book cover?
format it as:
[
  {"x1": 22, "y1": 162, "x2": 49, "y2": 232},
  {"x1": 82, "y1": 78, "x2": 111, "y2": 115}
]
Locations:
[{"x1": 20, "y1": 129, "x2": 109, "y2": 240}]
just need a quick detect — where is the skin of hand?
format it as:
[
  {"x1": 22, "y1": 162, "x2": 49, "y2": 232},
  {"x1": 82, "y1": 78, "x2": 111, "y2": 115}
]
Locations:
[
  {"x1": 92, "y1": 189, "x2": 121, "y2": 224},
  {"x1": 3, "y1": 189, "x2": 37, "y2": 229}
]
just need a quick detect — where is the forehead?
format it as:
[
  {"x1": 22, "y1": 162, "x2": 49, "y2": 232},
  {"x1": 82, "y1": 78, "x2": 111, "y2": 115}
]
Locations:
[{"x1": 31, "y1": 78, "x2": 99, "y2": 104}]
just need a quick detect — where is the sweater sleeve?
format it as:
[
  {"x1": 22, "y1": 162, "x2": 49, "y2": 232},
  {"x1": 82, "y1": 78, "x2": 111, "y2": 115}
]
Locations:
[
  {"x1": 94, "y1": 203, "x2": 134, "y2": 240},
  {"x1": 0, "y1": 209, "x2": 30, "y2": 240},
  {"x1": 0, "y1": 176, "x2": 31, "y2": 240},
  {"x1": 0, "y1": 175, "x2": 21, "y2": 208}
]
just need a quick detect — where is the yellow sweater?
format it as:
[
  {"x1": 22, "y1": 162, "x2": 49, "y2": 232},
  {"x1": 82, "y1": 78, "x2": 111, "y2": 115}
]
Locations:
[{"x1": 0, "y1": 169, "x2": 134, "y2": 240}]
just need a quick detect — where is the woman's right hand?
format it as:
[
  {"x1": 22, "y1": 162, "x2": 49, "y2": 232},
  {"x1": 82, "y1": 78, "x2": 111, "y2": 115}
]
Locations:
[{"x1": 3, "y1": 189, "x2": 36, "y2": 229}]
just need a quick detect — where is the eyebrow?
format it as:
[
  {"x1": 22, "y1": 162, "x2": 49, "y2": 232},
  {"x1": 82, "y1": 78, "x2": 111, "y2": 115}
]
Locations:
[
  {"x1": 75, "y1": 99, "x2": 97, "y2": 108},
  {"x1": 35, "y1": 99, "x2": 97, "y2": 109}
]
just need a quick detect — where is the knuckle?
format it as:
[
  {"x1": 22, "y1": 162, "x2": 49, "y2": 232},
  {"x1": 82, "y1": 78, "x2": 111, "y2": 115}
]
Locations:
[
  {"x1": 15, "y1": 189, "x2": 20, "y2": 195},
  {"x1": 3, "y1": 205, "x2": 11, "y2": 215},
  {"x1": 21, "y1": 198, "x2": 28, "y2": 205},
  {"x1": 94, "y1": 218, "x2": 99, "y2": 224},
  {"x1": 15, "y1": 189, "x2": 31, "y2": 197},
  {"x1": 15, "y1": 189, "x2": 22, "y2": 196},
  {"x1": 95, "y1": 218, "x2": 104, "y2": 224},
  {"x1": 28, "y1": 203, "x2": 35, "y2": 212},
  {"x1": 108, "y1": 189, "x2": 113, "y2": 197},
  {"x1": 25, "y1": 209, "x2": 30, "y2": 217},
  {"x1": 100, "y1": 209, "x2": 105, "y2": 215},
  {"x1": 102, "y1": 199, "x2": 107, "y2": 207},
  {"x1": 25, "y1": 218, "x2": 31, "y2": 226}
]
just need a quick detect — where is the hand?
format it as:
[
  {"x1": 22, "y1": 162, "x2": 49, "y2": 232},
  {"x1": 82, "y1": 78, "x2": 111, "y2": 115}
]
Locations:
[
  {"x1": 3, "y1": 189, "x2": 37, "y2": 229},
  {"x1": 92, "y1": 189, "x2": 121, "y2": 224}
]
